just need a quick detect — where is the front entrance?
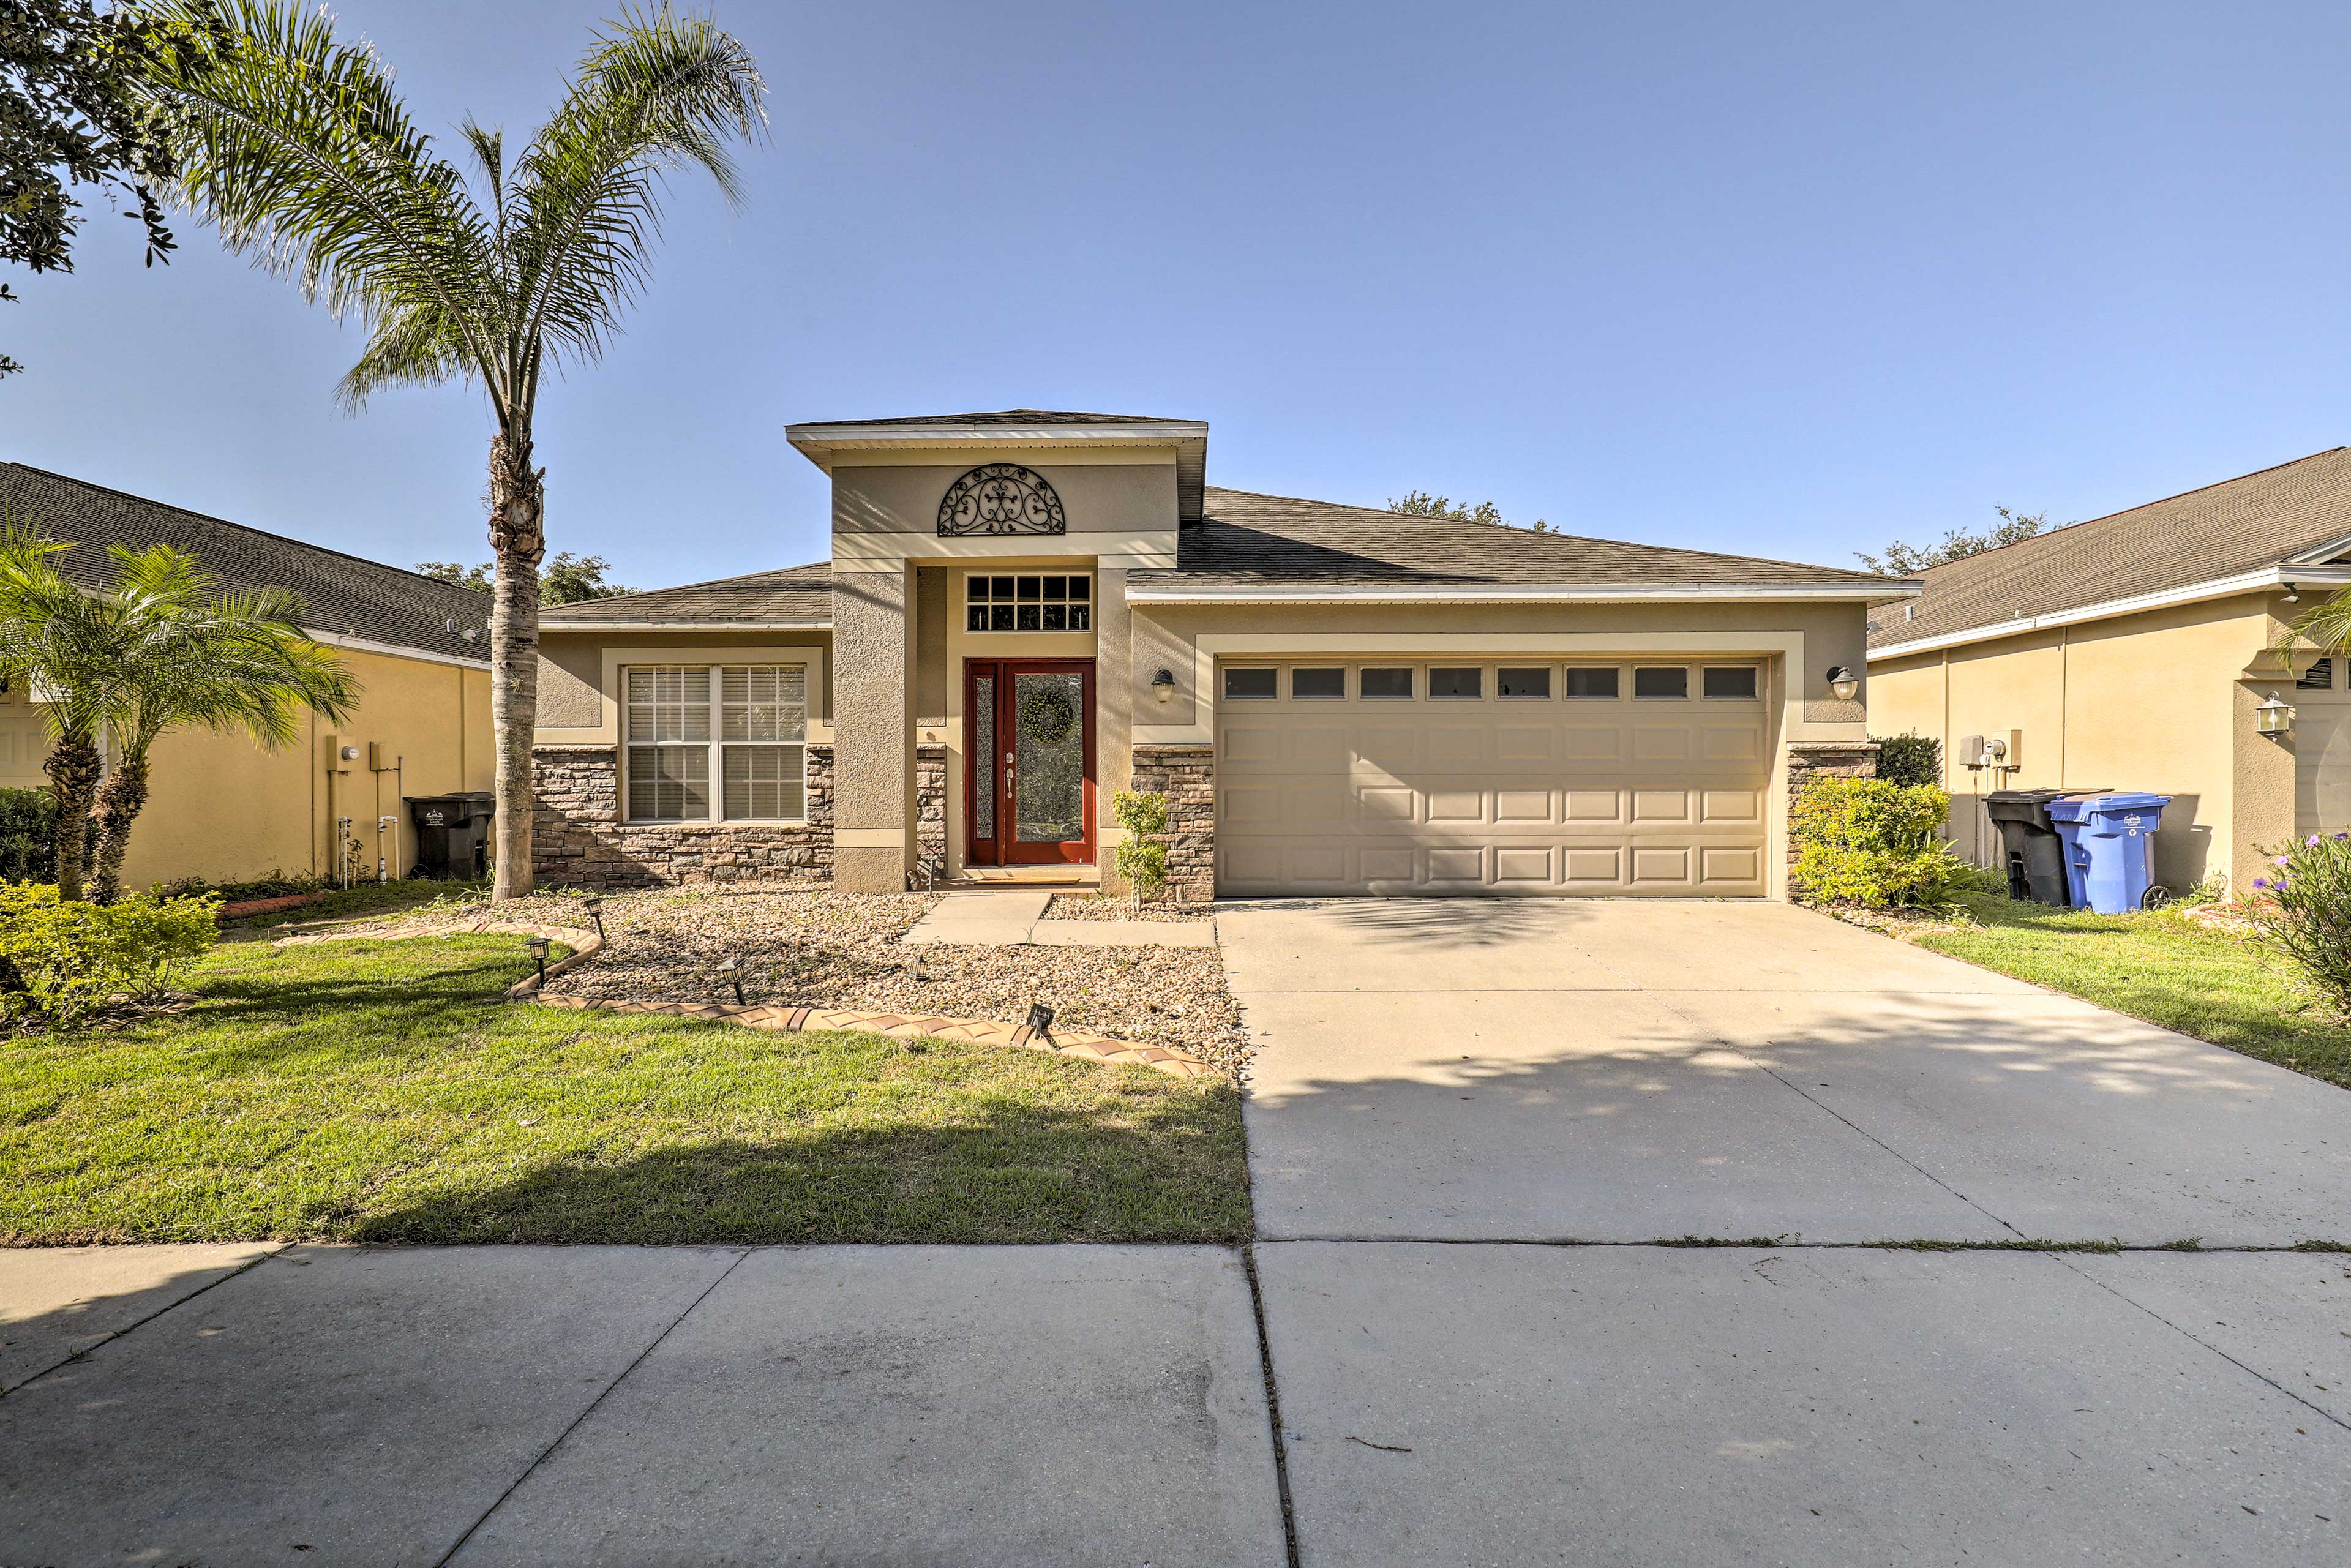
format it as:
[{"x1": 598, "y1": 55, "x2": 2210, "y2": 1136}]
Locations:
[{"x1": 964, "y1": 659, "x2": 1096, "y2": 865}]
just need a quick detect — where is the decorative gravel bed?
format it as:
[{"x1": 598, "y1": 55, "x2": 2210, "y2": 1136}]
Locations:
[
  {"x1": 1042, "y1": 893, "x2": 1213, "y2": 923},
  {"x1": 484, "y1": 884, "x2": 1250, "y2": 1078}
]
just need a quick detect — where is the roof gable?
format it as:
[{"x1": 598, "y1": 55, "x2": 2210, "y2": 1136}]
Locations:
[{"x1": 0, "y1": 462, "x2": 491, "y2": 662}]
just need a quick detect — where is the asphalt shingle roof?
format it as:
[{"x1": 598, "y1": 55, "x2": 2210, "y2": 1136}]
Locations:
[
  {"x1": 539, "y1": 562, "x2": 833, "y2": 625},
  {"x1": 1868, "y1": 448, "x2": 2351, "y2": 653},
  {"x1": 1132, "y1": 488, "x2": 1901, "y2": 591},
  {"x1": 0, "y1": 462, "x2": 492, "y2": 661}
]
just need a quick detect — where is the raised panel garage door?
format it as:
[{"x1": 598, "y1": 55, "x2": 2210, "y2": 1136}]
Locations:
[{"x1": 1215, "y1": 659, "x2": 1772, "y2": 896}]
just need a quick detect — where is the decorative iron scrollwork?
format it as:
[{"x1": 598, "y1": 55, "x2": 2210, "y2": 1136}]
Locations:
[{"x1": 937, "y1": 464, "x2": 1067, "y2": 537}]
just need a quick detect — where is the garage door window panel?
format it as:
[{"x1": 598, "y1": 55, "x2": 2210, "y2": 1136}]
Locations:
[
  {"x1": 1292, "y1": 666, "x2": 1346, "y2": 700},
  {"x1": 1703, "y1": 666, "x2": 1760, "y2": 700},
  {"x1": 1429, "y1": 667, "x2": 1483, "y2": 699},
  {"x1": 1633, "y1": 667, "x2": 1689, "y2": 699},
  {"x1": 1498, "y1": 667, "x2": 1551, "y2": 699},
  {"x1": 1223, "y1": 667, "x2": 1278, "y2": 700},
  {"x1": 1361, "y1": 667, "x2": 1415, "y2": 699},
  {"x1": 1564, "y1": 667, "x2": 1620, "y2": 699}
]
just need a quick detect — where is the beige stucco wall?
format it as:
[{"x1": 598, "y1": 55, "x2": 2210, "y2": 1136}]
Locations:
[
  {"x1": 1867, "y1": 592, "x2": 2294, "y2": 892},
  {"x1": 824, "y1": 449, "x2": 1177, "y2": 890},
  {"x1": 532, "y1": 630, "x2": 838, "y2": 746}
]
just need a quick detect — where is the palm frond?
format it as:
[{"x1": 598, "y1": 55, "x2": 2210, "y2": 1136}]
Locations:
[
  {"x1": 506, "y1": 4, "x2": 767, "y2": 373},
  {"x1": 2271, "y1": 586, "x2": 2351, "y2": 675},
  {"x1": 141, "y1": 1, "x2": 508, "y2": 410}
]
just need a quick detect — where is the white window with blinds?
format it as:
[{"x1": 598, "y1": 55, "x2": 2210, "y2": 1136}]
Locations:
[{"x1": 625, "y1": 665, "x2": 806, "y2": 822}]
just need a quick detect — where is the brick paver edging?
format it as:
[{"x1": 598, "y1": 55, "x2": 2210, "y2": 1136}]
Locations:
[{"x1": 275, "y1": 920, "x2": 1215, "y2": 1081}]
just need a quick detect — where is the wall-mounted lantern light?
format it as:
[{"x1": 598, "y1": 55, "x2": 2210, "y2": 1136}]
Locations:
[
  {"x1": 2256, "y1": 691, "x2": 2297, "y2": 737},
  {"x1": 1827, "y1": 666, "x2": 1861, "y2": 702},
  {"x1": 1152, "y1": 668, "x2": 1176, "y2": 704}
]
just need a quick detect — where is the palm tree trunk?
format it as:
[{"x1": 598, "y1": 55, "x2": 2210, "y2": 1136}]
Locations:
[
  {"x1": 88, "y1": 748, "x2": 151, "y2": 905},
  {"x1": 487, "y1": 428, "x2": 546, "y2": 902},
  {"x1": 42, "y1": 731, "x2": 102, "y2": 902}
]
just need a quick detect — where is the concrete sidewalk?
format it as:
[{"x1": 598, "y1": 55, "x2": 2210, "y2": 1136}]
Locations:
[{"x1": 0, "y1": 1244, "x2": 1282, "y2": 1568}]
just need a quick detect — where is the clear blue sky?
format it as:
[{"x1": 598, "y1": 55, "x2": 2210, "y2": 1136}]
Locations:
[{"x1": 6, "y1": 1, "x2": 2349, "y2": 588}]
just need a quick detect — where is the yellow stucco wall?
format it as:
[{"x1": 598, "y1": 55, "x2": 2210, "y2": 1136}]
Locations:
[
  {"x1": 1, "y1": 644, "x2": 492, "y2": 890},
  {"x1": 122, "y1": 646, "x2": 494, "y2": 890},
  {"x1": 1867, "y1": 593, "x2": 2292, "y2": 892}
]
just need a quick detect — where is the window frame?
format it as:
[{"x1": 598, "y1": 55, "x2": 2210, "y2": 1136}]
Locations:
[
  {"x1": 623, "y1": 662, "x2": 809, "y2": 825},
  {"x1": 1290, "y1": 666, "x2": 1348, "y2": 700},
  {"x1": 1222, "y1": 666, "x2": 1280, "y2": 701},
  {"x1": 966, "y1": 571, "x2": 1092, "y2": 634},
  {"x1": 1632, "y1": 665, "x2": 1691, "y2": 700},
  {"x1": 1563, "y1": 665, "x2": 1622, "y2": 700},
  {"x1": 1496, "y1": 666, "x2": 1553, "y2": 700},
  {"x1": 1359, "y1": 666, "x2": 1416, "y2": 700},
  {"x1": 1701, "y1": 664, "x2": 1761, "y2": 700},
  {"x1": 1427, "y1": 666, "x2": 1485, "y2": 700}
]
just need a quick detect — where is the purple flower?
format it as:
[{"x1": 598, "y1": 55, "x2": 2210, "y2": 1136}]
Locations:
[
  {"x1": 2254, "y1": 878, "x2": 2271, "y2": 890},
  {"x1": 2310, "y1": 835, "x2": 2325, "y2": 847},
  {"x1": 2277, "y1": 855, "x2": 2292, "y2": 867},
  {"x1": 2338, "y1": 832, "x2": 2350, "y2": 842}
]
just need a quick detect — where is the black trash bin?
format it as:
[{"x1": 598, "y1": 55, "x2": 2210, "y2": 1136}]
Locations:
[
  {"x1": 1984, "y1": 789, "x2": 2105, "y2": 906},
  {"x1": 406, "y1": 791, "x2": 495, "y2": 880}
]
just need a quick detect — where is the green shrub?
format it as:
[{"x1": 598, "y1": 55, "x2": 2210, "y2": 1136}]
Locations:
[
  {"x1": 155, "y1": 868, "x2": 331, "y2": 902},
  {"x1": 1870, "y1": 732, "x2": 1942, "y2": 788},
  {"x1": 0, "y1": 786, "x2": 94, "y2": 883},
  {"x1": 1791, "y1": 777, "x2": 1968, "y2": 910},
  {"x1": 0, "y1": 882, "x2": 220, "y2": 1027},
  {"x1": 1110, "y1": 789, "x2": 1171, "y2": 901},
  {"x1": 2249, "y1": 832, "x2": 2351, "y2": 1016}
]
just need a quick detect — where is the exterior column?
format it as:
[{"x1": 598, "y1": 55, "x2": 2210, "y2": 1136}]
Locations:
[
  {"x1": 833, "y1": 565, "x2": 913, "y2": 892},
  {"x1": 1095, "y1": 565, "x2": 1134, "y2": 891}
]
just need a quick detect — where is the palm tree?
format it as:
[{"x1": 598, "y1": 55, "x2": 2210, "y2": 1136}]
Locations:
[
  {"x1": 140, "y1": 2, "x2": 765, "y2": 899},
  {"x1": 83, "y1": 542, "x2": 359, "y2": 902},
  {"x1": 0, "y1": 514, "x2": 113, "y2": 900},
  {"x1": 0, "y1": 517, "x2": 358, "y2": 902}
]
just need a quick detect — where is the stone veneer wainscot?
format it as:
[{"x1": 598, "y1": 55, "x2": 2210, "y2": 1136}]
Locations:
[
  {"x1": 1782, "y1": 740, "x2": 1881, "y2": 867},
  {"x1": 1130, "y1": 743, "x2": 1215, "y2": 902},
  {"x1": 533, "y1": 743, "x2": 835, "y2": 888}
]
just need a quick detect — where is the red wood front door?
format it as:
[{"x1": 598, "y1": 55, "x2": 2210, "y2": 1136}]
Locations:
[{"x1": 964, "y1": 659, "x2": 1096, "y2": 865}]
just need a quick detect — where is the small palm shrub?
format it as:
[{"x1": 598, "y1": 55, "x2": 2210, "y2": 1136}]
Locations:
[
  {"x1": 0, "y1": 882, "x2": 220, "y2": 1027},
  {"x1": 1791, "y1": 778, "x2": 1968, "y2": 910},
  {"x1": 1111, "y1": 790, "x2": 1172, "y2": 902},
  {"x1": 1870, "y1": 732, "x2": 1942, "y2": 788},
  {"x1": 2249, "y1": 833, "x2": 2351, "y2": 1017}
]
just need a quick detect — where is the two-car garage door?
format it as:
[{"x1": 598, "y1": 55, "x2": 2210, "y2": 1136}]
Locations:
[{"x1": 1215, "y1": 658, "x2": 1772, "y2": 897}]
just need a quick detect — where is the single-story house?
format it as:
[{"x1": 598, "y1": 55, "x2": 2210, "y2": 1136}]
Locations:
[
  {"x1": 1866, "y1": 448, "x2": 2351, "y2": 896},
  {"x1": 533, "y1": 410, "x2": 1913, "y2": 899},
  {"x1": 0, "y1": 462, "x2": 496, "y2": 890}
]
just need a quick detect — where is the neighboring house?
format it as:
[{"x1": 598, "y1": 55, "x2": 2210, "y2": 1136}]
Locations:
[
  {"x1": 0, "y1": 463, "x2": 495, "y2": 889},
  {"x1": 1867, "y1": 448, "x2": 2351, "y2": 896},
  {"x1": 534, "y1": 410, "x2": 1910, "y2": 899}
]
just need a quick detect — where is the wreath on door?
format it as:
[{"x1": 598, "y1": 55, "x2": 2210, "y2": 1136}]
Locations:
[{"x1": 1019, "y1": 683, "x2": 1079, "y2": 747}]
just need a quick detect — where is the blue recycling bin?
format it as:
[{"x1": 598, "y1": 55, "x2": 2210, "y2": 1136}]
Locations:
[{"x1": 2044, "y1": 793, "x2": 2171, "y2": 913}]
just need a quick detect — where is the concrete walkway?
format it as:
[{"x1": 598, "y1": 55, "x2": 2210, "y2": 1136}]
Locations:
[{"x1": 903, "y1": 887, "x2": 1217, "y2": 947}]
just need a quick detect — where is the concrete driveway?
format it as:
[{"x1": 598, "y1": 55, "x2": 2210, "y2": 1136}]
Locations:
[{"x1": 1226, "y1": 898, "x2": 2351, "y2": 1246}]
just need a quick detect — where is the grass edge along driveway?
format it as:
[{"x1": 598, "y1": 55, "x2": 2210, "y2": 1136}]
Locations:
[
  {"x1": 0, "y1": 935, "x2": 1250, "y2": 1247},
  {"x1": 1910, "y1": 892, "x2": 2351, "y2": 1092}
]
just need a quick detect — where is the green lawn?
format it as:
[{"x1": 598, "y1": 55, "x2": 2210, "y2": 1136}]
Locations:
[
  {"x1": 0, "y1": 935, "x2": 1250, "y2": 1246},
  {"x1": 1914, "y1": 893, "x2": 2351, "y2": 1090}
]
